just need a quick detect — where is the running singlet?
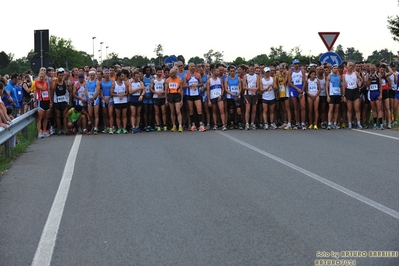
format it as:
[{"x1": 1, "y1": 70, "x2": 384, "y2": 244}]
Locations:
[
  {"x1": 277, "y1": 76, "x2": 288, "y2": 98},
  {"x1": 345, "y1": 72, "x2": 358, "y2": 90},
  {"x1": 226, "y1": 75, "x2": 240, "y2": 99},
  {"x1": 381, "y1": 75, "x2": 389, "y2": 90},
  {"x1": 55, "y1": 82, "x2": 68, "y2": 103},
  {"x1": 261, "y1": 77, "x2": 275, "y2": 100},
  {"x1": 329, "y1": 74, "x2": 341, "y2": 96},
  {"x1": 153, "y1": 78, "x2": 165, "y2": 98},
  {"x1": 75, "y1": 83, "x2": 86, "y2": 106},
  {"x1": 200, "y1": 75, "x2": 208, "y2": 102},
  {"x1": 35, "y1": 80, "x2": 49, "y2": 102},
  {"x1": 113, "y1": 81, "x2": 127, "y2": 104},
  {"x1": 177, "y1": 70, "x2": 187, "y2": 95},
  {"x1": 143, "y1": 75, "x2": 153, "y2": 95},
  {"x1": 185, "y1": 73, "x2": 201, "y2": 96},
  {"x1": 368, "y1": 74, "x2": 379, "y2": 91},
  {"x1": 68, "y1": 108, "x2": 81, "y2": 123},
  {"x1": 86, "y1": 79, "x2": 97, "y2": 99},
  {"x1": 209, "y1": 77, "x2": 222, "y2": 99},
  {"x1": 318, "y1": 76, "x2": 326, "y2": 97},
  {"x1": 101, "y1": 79, "x2": 112, "y2": 97},
  {"x1": 245, "y1": 74, "x2": 257, "y2": 95},
  {"x1": 168, "y1": 77, "x2": 181, "y2": 94},
  {"x1": 131, "y1": 81, "x2": 142, "y2": 96},
  {"x1": 291, "y1": 70, "x2": 303, "y2": 89},
  {"x1": 389, "y1": 71, "x2": 398, "y2": 91},
  {"x1": 307, "y1": 79, "x2": 318, "y2": 96}
]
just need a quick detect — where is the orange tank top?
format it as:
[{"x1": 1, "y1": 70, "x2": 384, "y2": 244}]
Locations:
[{"x1": 168, "y1": 76, "x2": 181, "y2": 94}]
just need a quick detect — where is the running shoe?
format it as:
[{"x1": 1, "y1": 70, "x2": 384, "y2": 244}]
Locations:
[
  {"x1": 284, "y1": 124, "x2": 292, "y2": 130},
  {"x1": 213, "y1": 124, "x2": 218, "y2": 130},
  {"x1": 271, "y1": 123, "x2": 277, "y2": 130},
  {"x1": 239, "y1": 124, "x2": 244, "y2": 130},
  {"x1": 302, "y1": 124, "x2": 307, "y2": 130},
  {"x1": 38, "y1": 132, "x2": 44, "y2": 138},
  {"x1": 348, "y1": 123, "x2": 352, "y2": 130},
  {"x1": 57, "y1": 130, "x2": 63, "y2": 136},
  {"x1": 372, "y1": 124, "x2": 378, "y2": 130},
  {"x1": 145, "y1": 126, "x2": 150, "y2": 132},
  {"x1": 327, "y1": 125, "x2": 331, "y2": 130},
  {"x1": 163, "y1": 126, "x2": 168, "y2": 131},
  {"x1": 380, "y1": 124, "x2": 384, "y2": 130},
  {"x1": 293, "y1": 124, "x2": 299, "y2": 130},
  {"x1": 199, "y1": 125, "x2": 206, "y2": 132},
  {"x1": 116, "y1": 128, "x2": 122, "y2": 134},
  {"x1": 43, "y1": 131, "x2": 51, "y2": 137},
  {"x1": 314, "y1": 125, "x2": 318, "y2": 130},
  {"x1": 222, "y1": 124, "x2": 227, "y2": 131},
  {"x1": 206, "y1": 124, "x2": 211, "y2": 130},
  {"x1": 123, "y1": 129, "x2": 128, "y2": 134},
  {"x1": 341, "y1": 122, "x2": 346, "y2": 128},
  {"x1": 109, "y1": 128, "x2": 113, "y2": 134},
  {"x1": 245, "y1": 123, "x2": 249, "y2": 130},
  {"x1": 102, "y1": 127, "x2": 109, "y2": 133},
  {"x1": 251, "y1": 123, "x2": 257, "y2": 130},
  {"x1": 387, "y1": 123, "x2": 392, "y2": 129},
  {"x1": 321, "y1": 122, "x2": 326, "y2": 129},
  {"x1": 264, "y1": 124, "x2": 269, "y2": 130},
  {"x1": 178, "y1": 125, "x2": 183, "y2": 132},
  {"x1": 334, "y1": 125, "x2": 341, "y2": 129},
  {"x1": 308, "y1": 124, "x2": 314, "y2": 129},
  {"x1": 93, "y1": 127, "x2": 98, "y2": 135},
  {"x1": 393, "y1": 120, "x2": 398, "y2": 126},
  {"x1": 357, "y1": 124, "x2": 363, "y2": 130},
  {"x1": 157, "y1": 126, "x2": 161, "y2": 132},
  {"x1": 150, "y1": 126, "x2": 155, "y2": 132},
  {"x1": 132, "y1": 127, "x2": 136, "y2": 134},
  {"x1": 171, "y1": 125, "x2": 177, "y2": 132},
  {"x1": 229, "y1": 124, "x2": 234, "y2": 130},
  {"x1": 189, "y1": 125, "x2": 197, "y2": 131},
  {"x1": 83, "y1": 129, "x2": 90, "y2": 135}
]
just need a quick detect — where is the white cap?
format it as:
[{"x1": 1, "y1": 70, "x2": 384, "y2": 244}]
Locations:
[
  {"x1": 264, "y1": 67, "x2": 270, "y2": 72},
  {"x1": 57, "y1": 67, "x2": 65, "y2": 73}
]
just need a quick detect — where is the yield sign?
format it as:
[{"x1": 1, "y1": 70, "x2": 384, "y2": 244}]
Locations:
[{"x1": 318, "y1": 32, "x2": 340, "y2": 51}]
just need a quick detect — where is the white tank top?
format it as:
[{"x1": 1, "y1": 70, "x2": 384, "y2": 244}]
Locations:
[
  {"x1": 389, "y1": 71, "x2": 398, "y2": 91},
  {"x1": 131, "y1": 81, "x2": 141, "y2": 96},
  {"x1": 153, "y1": 78, "x2": 165, "y2": 98},
  {"x1": 246, "y1": 73, "x2": 258, "y2": 95},
  {"x1": 345, "y1": 72, "x2": 358, "y2": 90},
  {"x1": 113, "y1": 81, "x2": 127, "y2": 104},
  {"x1": 318, "y1": 76, "x2": 326, "y2": 96},
  {"x1": 261, "y1": 77, "x2": 275, "y2": 100},
  {"x1": 209, "y1": 77, "x2": 222, "y2": 99},
  {"x1": 307, "y1": 79, "x2": 318, "y2": 96}
]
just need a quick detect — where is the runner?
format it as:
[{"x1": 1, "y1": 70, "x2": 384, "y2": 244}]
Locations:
[
  {"x1": 111, "y1": 70, "x2": 129, "y2": 134},
  {"x1": 64, "y1": 105, "x2": 91, "y2": 135},
  {"x1": 198, "y1": 64, "x2": 211, "y2": 129},
  {"x1": 176, "y1": 61, "x2": 188, "y2": 128},
  {"x1": 183, "y1": 63, "x2": 206, "y2": 132},
  {"x1": 51, "y1": 68, "x2": 72, "y2": 135},
  {"x1": 325, "y1": 64, "x2": 343, "y2": 130},
  {"x1": 275, "y1": 64, "x2": 291, "y2": 129},
  {"x1": 165, "y1": 67, "x2": 184, "y2": 132},
  {"x1": 343, "y1": 62, "x2": 364, "y2": 129},
  {"x1": 87, "y1": 69, "x2": 101, "y2": 134},
  {"x1": 318, "y1": 65, "x2": 328, "y2": 129},
  {"x1": 207, "y1": 66, "x2": 227, "y2": 130},
  {"x1": 260, "y1": 67, "x2": 277, "y2": 129},
  {"x1": 242, "y1": 65, "x2": 259, "y2": 130},
  {"x1": 150, "y1": 66, "x2": 167, "y2": 132},
  {"x1": 388, "y1": 62, "x2": 398, "y2": 125},
  {"x1": 73, "y1": 73, "x2": 87, "y2": 111},
  {"x1": 224, "y1": 65, "x2": 243, "y2": 130},
  {"x1": 379, "y1": 64, "x2": 392, "y2": 129},
  {"x1": 35, "y1": 71, "x2": 52, "y2": 138},
  {"x1": 142, "y1": 66, "x2": 154, "y2": 132},
  {"x1": 305, "y1": 70, "x2": 321, "y2": 130},
  {"x1": 288, "y1": 59, "x2": 307, "y2": 130},
  {"x1": 129, "y1": 71, "x2": 145, "y2": 133},
  {"x1": 366, "y1": 64, "x2": 384, "y2": 129},
  {"x1": 100, "y1": 69, "x2": 115, "y2": 134}
]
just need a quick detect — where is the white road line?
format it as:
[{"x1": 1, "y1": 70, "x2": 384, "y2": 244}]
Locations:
[
  {"x1": 352, "y1": 129, "x2": 399, "y2": 140},
  {"x1": 31, "y1": 135, "x2": 82, "y2": 266},
  {"x1": 216, "y1": 131, "x2": 399, "y2": 220}
]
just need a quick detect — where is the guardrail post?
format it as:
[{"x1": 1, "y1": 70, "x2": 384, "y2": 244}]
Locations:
[
  {"x1": 23, "y1": 127, "x2": 28, "y2": 139},
  {"x1": 4, "y1": 139, "x2": 11, "y2": 157}
]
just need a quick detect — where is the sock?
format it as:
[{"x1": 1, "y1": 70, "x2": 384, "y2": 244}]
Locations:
[
  {"x1": 379, "y1": 118, "x2": 382, "y2": 125},
  {"x1": 190, "y1": 115, "x2": 195, "y2": 125},
  {"x1": 238, "y1": 114, "x2": 242, "y2": 124},
  {"x1": 373, "y1": 118, "x2": 377, "y2": 124}
]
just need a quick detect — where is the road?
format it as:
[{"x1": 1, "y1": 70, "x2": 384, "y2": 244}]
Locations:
[{"x1": 1, "y1": 128, "x2": 399, "y2": 266}]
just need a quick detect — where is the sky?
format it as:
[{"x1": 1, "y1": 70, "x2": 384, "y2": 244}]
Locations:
[{"x1": 2, "y1": 0, "x2": 399, "y2": 64}]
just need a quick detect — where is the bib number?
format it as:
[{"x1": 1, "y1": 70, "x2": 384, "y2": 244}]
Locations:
[
  {"x1": 211, "y1": 90, "x2": 221, "y2": 99},
  {"x1": 57, "y1": 95, "x2": 67, "y2": 102}
]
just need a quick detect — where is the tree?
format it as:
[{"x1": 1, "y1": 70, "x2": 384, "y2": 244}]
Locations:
[
  {"x1": 49, "y1": 36, "x2": 92, "y2": 68},
  {"x1": 334, "y1": 44, "x2": 346, "y2": 60},
  {"x1": 251, "y1": 54, "x2": 269, "y2": 65},
  {"x1": 387, "y1": 1, "x2": 399, "y2": 42},
  {"x1": 177, "y1": 55, "x2": 186, "y2": 65},
  {"x1": 232, "y1": 57, "x2": 247, "y2": 66},
  {"x1": 366, "y1": 49, "x2": 395, "y2": 64},
  {"x1": 268, "y1": 46, "x2": 290, "y2": 63},
  {"x1": 153, "y1": 44, "x2": 164, "y2": 66},
  {"x1": 0, "y1": 51, "x2": 10, "y2": 69},
  {"x1": 188, "y1": 56, "x2": 204, "y2": 64},
  {"x1": 203, "y1": 49, "x2": 224, "y2": 64},
  {"x1": 345, "y1": 47, "x2": 363, "y2": 62}
]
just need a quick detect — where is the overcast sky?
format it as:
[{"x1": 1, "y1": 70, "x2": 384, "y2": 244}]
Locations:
[{"x1": 2, "y1": 0, "x2": 399, "y2": 63}]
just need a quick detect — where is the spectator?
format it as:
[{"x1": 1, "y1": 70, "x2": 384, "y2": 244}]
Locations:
[{"x1": 5, "y1": 73, "x2": 19, "y2": 118}]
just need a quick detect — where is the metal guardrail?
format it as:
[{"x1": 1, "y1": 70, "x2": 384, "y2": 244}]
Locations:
[{"x1": 0, "y1": 108, "x2": 38, "y2": 157}]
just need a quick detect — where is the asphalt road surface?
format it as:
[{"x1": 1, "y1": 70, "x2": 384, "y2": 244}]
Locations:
[{"x1": 1, "y1": 128, "x2": 399, "y2": 266}]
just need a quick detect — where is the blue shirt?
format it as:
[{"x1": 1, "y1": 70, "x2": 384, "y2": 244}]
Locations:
[{"x1": 5, "y1": 80, "x2": 19, "y2": 108}]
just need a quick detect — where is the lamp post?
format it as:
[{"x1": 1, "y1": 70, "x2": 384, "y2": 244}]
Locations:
[
  {"x1": 106, "y1": 46, "x2": 109, "y2": 60},
  {"x1": 309, "y1": 50, "x2": 311, "y2": 65},
  {"x1": 98, "y1": 49, "x2": 101, "y2": 65},
  {"x1": 100, "y1": 42, "x2": 104, "y2": 64},
  {"x1": 92, "y1": 37, "x2": 96, "y2": 61}
]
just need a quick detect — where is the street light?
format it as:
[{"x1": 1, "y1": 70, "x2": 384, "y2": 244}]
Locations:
[
  {"x1": 100, "y1": 42, "x2": 104, "y2": 64},
  {"x1": 92, "y1": 37, "x2": 96, "y2": 60},
  {"x1": 106, "y1": 46, "x2": 109, "y2": 59},
  {"x1": 309, "y1": 50, "x2": 312, "y2": 65}
]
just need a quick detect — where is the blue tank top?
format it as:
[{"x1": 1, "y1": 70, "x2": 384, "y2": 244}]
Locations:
[
  {"x1": 86, "y1": 79, "x2": 97, "y2": 98},
  {"x1": 329, "y1": 74, "x2": 341, "y2": 96},
  {"x1": 177, "y1": 70, "x2": 187, "y2": 95},
  {"x1": 101, "y1": 80, "x2": 112, "y2": 97},
  {"x1": 226, "y1": 75, "x2": 239, "y2": 99},
  {"x1": 143, "y1": 75, "x2": 153, "y2": 96}
]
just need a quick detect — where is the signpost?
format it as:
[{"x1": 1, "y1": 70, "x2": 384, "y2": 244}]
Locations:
[
  {"x1": 319, "y1": 52, "x2": 342, "y2": 66},
  {"x1": 318, "y1": 32, "x2": 340, "y2": 51},
  {"x1": 164, "y1": 56, "x2": 178, "y2": 68}
]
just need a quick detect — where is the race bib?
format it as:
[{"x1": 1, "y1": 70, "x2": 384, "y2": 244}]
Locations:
[
  {"x1": 88, "y1": 92, "x2": 95, "y2": 98},
  {"x1": 145, "y1": 85, "x2": 150, "y2": 94},
  {"x1": 41, "y1": 91, "x2": 49, "y2": 100},
  {"x1": 190, "y1": 87, "x2": 199, "y2": 96},
  {"x1": 57, "y1": 95, "x2": 67, "y2": 102},
  {"x1": 293, "y1": 79, "x2": 301, "y2": 85},
  {"x1": 347, "y1": 81, "x2": 356, "y2": 89},
  {"x1": 308, "y1": 85, "x2": 317, "y2": 94},
  {"x1": 230, "y1": 86, "x2": 239, "y2": 93},
  {"x1": 169, "y1": 83, "x2": 178, "y2": 89},
  {"x1": 279, "y1": 85, "x2": 285, "y2": 92},
  {"x1": 369, "y1": 84, "x2": 378, "y2": 91},
  {"x1": 17, "y1": 91, "x2": 22, "y2": 95},
  {"x1": 332, "y1": 87, "x2": 340, "y2": 95},
  {"x1": 155, "y1": 84, "x2": 164, "y2": 92},
  {"x1": 211, "y1": 89, "x2": 221, "y2": 99}
]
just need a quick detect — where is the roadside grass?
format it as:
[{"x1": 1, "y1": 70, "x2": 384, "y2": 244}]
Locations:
[{"x1": 0, "y1": 122, "x2": 37, "y2": 175}]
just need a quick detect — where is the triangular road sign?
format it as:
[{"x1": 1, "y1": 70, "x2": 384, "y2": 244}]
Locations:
[{"x1": 318, "y1": 32, "x2": 340, "y2": 51}]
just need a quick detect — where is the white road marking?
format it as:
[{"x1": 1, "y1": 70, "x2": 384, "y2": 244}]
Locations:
[
  {"x1": 31, "y1": 135, "x2": 82, "y2": 266},
  {"x1": 216, "y1": 131, "x2": 399, "y2": 220},
  {"x1": 352, "y1": 129, "x2": 399, "y2": 140}
]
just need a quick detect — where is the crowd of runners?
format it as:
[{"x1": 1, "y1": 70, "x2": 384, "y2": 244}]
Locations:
[{"x1": 0, "y1": 58, "x2": 398, "y2": 138}]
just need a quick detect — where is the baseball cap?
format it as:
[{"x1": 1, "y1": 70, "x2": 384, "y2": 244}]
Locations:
[
  {"x1": 292, "y1": 59, "x2": 300, "y2": 64},
  {"x1": 309, "y1": 63, "x2": 317, "y2": 67},
  {"x1": 390, "y1": 62, "x2": 396, "y2": 67},
  {"x1": 78, "y1": 73, "x2": 85, "y2": 79},
  {"x1": 264, "y1": 67, "x2": 270, "y2": 72},
  {"x1": 57, "y1": 67, "x2": 65, "y2": 73},
  {"x1": 46, "y1": 67, "x2": 54, "y2": 71}
]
